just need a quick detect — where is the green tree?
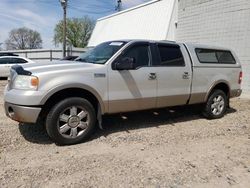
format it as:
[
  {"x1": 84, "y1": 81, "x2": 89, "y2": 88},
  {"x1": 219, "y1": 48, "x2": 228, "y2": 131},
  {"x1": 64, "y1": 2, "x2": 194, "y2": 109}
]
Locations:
[
  {"x1": 54, "y1": 16, "x2": 95, "y2": 48},
  {"x1": 5, "y1": 27, "x2": 42, "y2": 50}
]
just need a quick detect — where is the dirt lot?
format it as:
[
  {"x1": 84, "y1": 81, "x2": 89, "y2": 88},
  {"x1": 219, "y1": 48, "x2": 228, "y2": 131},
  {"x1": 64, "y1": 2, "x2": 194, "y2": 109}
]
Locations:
[{"x1": 0, "y1": 80, "x2": 249, "y2": 188}]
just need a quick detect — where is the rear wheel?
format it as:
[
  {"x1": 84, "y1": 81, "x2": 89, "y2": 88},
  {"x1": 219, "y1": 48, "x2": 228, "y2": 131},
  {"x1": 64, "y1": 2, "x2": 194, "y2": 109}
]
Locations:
[
  {"x1": 203, "y1": 89, "x2": 228, "y2": 119},
  {"x1": 46, "y1": 97, "x2": 96, "y2": 145}
]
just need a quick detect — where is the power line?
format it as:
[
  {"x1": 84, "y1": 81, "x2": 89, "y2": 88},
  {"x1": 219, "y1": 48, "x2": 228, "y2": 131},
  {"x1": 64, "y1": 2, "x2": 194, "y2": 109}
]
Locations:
[
  {"x1": 0, "y1": 0, "x2": 116, "y2": 14},
  {"x1": 68, "y1": 5, "x2": 114, "y2": 14},
  {"x1": 70, "y1": 0, "x2": 114, "y2": 9}
]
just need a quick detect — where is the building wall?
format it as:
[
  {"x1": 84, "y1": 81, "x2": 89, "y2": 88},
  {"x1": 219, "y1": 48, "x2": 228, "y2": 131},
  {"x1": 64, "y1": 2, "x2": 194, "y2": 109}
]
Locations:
[{"x1": 177, "y1": 0, "x2": 250, "y2": 92}]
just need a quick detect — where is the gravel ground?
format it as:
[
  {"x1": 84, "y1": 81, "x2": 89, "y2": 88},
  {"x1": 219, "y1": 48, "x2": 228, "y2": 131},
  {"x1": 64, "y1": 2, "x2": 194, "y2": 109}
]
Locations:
[{"x1": 0, "y1": 80, "x2": 249, "y2": 188}]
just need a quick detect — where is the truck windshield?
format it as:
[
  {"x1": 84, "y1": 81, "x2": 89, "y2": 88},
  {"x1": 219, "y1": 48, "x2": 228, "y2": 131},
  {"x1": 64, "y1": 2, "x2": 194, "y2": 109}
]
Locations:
[{"x1": 75, "y1": 41, "x2": 127, "y2": 64}]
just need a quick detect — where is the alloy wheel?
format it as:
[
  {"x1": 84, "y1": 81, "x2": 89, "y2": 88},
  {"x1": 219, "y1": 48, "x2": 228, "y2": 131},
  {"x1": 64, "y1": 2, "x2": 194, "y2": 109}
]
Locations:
[
  {"x1": 211, "y1": 95, "x2": 225, "y2": 116},
  {"x1": 57, "y1": 106, "x2": 89, "y2": 138}
]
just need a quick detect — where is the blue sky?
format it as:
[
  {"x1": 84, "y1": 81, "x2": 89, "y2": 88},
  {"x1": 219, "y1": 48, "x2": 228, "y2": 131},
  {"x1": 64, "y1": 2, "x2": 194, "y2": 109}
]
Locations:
[{"x1": 0, "y1": 0, "x2": 149, "y2": 49}]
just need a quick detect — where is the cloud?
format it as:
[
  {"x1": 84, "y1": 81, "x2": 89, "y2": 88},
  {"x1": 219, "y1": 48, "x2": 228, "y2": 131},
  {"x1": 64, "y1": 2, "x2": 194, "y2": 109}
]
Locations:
[
  {"x1": 0, "y1": 12, "x2": 39, "y2": 28},
  {"x1": 0, "y1": 5, "x2": 56, "y2": 28},
  {"x1": 0, "y1": 0, "x2": 150, "y2": 49},
  {"x1": 0, "y1": 1, "x2": 59, "y2": 49},
  {"x1": 15, "y1": 9, "x2": 48, "y2": 26}
]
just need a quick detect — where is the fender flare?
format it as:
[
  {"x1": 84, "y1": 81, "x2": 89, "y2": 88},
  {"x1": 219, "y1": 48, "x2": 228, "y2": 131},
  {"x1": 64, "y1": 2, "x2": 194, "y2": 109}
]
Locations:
[
  {"x1": 40, "y1": 83, "x2": 106, "y2": 114},
  {"x1": 205, "y1": 80, "x2": 231, "y2": 102}
]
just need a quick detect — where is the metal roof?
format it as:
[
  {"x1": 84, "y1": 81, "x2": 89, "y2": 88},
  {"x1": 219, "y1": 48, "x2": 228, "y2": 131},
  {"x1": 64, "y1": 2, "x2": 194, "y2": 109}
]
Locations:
[{"x1": 88, "y1": 0, "x2": 177, "y2": 47}]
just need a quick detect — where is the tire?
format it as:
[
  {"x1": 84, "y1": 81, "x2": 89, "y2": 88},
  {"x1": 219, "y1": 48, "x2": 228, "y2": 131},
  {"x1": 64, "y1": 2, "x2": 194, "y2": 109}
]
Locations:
[
  {"x1": 203, "y1": 89, "x2": 228, "y2": 119},
  {"x1": 46, "y1": 97, "x2": 96, "y2": 145}
]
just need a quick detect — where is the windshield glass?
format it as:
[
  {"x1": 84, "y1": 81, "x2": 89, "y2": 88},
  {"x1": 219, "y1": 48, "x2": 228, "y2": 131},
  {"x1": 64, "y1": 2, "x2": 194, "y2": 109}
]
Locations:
[{"x1": 75, "y1": 41, "x2": 127, "y2": 64}]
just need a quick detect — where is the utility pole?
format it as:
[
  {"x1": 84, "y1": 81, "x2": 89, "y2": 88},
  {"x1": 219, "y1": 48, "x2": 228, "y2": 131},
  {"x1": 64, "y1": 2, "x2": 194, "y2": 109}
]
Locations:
[
  {"x1": 60, "y1": 0, "x2": 67, "y2": 57},
  {"x1": 116, "y1": 0, "x2": 122, "y2": 12}
]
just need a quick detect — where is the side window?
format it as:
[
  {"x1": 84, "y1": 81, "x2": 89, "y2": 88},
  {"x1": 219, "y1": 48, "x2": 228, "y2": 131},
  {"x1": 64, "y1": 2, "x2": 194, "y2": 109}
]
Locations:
[
  {"x1": 216, "y1": 51, "x2": 235, "y2": 64},
  {"x1": 195, "y1": 49, "x2": 236, "y2": 64},
  {"x1": 0, "y1": 59, "x2": 5, "y2": 64},
  {"x1": 10, "y1": 58, "x2": 27, "y2": 64},
  {"x1": 157, "y1": 44, "x2": 185, "y2": 66},
  {"x1": 196, "y1": 49, "x2": 217, "y2": 63},
  {"x1": 120, "y1": 44, "x2": 150, "y2": 68},
  {"x1": 0, "y1": 58, "x2": 10, "y2": 64}
]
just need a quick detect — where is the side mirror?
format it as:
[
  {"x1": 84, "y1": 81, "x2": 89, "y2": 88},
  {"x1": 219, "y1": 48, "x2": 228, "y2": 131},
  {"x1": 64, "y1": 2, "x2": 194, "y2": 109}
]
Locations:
[{"x1": 113, "y1": 57, "x2": 135, "y2": 70}]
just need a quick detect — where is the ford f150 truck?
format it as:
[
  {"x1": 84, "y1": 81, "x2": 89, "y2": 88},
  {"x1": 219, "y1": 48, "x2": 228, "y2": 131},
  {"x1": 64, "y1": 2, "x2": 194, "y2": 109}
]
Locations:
[{"x1": 4, "y1": 40, "x2": 242, "y2": 145}]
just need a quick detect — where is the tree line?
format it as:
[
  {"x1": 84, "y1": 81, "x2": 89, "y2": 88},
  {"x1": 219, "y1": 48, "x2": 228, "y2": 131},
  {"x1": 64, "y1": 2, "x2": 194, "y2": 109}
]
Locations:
[{"x1": 2, "y1": 16, "x2": 95, "y2": 50}]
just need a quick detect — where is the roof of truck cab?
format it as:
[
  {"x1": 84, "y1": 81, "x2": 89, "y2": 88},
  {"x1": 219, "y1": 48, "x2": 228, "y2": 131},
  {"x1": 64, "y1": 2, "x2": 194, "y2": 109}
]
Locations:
[
  {"x1": 104, "y1": 40, "x2": 233, "y2": 51},
  {"x1": 104, "y1": 39, "x2": 178, "y2": 45}
]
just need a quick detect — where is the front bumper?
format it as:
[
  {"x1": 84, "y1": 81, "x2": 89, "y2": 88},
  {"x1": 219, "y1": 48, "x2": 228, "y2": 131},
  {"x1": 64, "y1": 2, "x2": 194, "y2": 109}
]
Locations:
[{"x1": 4, "y1": 102, "x2": 41, "y2": 123}]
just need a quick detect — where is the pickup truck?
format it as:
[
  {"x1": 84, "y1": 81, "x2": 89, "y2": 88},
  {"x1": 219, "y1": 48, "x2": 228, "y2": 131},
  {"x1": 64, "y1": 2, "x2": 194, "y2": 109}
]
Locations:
[{"x1": 4, "y1": 40, "x2": 242, "y2": 145}]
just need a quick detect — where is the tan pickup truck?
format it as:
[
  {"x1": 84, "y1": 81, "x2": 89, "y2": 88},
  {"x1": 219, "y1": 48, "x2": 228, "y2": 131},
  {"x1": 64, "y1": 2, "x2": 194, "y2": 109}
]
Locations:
[{"x1": 4, "y1": 40, "x2": 242, "y2": 145}]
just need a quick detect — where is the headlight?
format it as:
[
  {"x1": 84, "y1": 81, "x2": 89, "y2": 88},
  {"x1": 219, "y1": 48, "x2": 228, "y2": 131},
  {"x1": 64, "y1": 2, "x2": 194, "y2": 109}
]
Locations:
[{"x1": 12, "y1": 75, "x2": 39, "y2": 90}]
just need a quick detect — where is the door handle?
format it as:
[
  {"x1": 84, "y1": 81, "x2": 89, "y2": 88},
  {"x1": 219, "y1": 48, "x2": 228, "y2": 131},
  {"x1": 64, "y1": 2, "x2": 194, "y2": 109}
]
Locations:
[
  {"x1": 149, "y1": 73, "x2": 157, "y2": 80},
  {"x1": 182, "y1": 72, "x2": 190, "y2": 79}
]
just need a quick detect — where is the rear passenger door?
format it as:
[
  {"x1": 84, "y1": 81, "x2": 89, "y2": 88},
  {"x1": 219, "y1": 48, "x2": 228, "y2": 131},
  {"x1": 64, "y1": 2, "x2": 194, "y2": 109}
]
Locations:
[{"x1": 153, "y1": 43, "x2": 192, "y2": 108}]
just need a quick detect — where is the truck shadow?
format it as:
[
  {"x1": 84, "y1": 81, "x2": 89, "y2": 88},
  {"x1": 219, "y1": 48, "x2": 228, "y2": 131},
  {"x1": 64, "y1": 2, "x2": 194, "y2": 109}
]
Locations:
[
  {"x1": 91, "y1": 105, "x2": 237, "y2": 140},
  {"x1": 18, "y1": 105, "x2": 237, "y2": 145},
  {"x1": 18, "y1": 122, "x2": 52, "y2": 144}
]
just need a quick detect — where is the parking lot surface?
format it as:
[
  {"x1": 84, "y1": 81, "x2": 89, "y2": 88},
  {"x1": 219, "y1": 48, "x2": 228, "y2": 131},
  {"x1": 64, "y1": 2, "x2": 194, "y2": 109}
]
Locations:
[{"x1": 0, "y1": 80, "x2": 249, "y2": 188}]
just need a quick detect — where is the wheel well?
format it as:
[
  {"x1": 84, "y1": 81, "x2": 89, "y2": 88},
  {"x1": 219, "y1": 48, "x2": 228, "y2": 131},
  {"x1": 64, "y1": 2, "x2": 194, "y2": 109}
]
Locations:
[
  {"x1": 39, "y1": 88, "x2": 99, "y2": 119},
  {"x1": 211, "y1": 83, "x2": 230, "y2": 97}
]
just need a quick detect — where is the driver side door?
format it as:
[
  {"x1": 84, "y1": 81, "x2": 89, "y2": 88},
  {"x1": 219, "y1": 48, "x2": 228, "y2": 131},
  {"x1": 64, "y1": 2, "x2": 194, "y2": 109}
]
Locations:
[{"x1": 108, "y1": 42, "x2": 157, "y2": 113}]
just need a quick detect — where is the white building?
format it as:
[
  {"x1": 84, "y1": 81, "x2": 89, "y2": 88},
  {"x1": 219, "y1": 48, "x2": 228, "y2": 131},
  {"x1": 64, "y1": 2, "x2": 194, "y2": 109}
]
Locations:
[
  {"x1": 88, "y1": 0, "x2": 178, "y2": 47},
  {"x1": 88, "y1": 0, "x2": 250, "y2": 92}
]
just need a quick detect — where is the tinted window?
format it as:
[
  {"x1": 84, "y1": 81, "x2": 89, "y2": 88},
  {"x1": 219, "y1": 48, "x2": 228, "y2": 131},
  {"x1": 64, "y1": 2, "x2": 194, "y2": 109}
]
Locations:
[
  {"x1": 195, "y1": 49, "x2": 236, "y2": 64},
  {"x1": 157, "y1": 44, "x2": 184, "y2": 66},
  {"x1": 121, "y1": 44, "x2": 150, "y2": 68},
  {"x1": 217, "y1": 51, "x2": 236, "y2": 64},
  {"x1": 76, "y1": 41, "x2": 126, "y2": 64},
  {"x1": 0, "y1": 58, "x2": 11, "y2": 64},
  {"x1": 10, "y1": 58, "x2": 27, "y2": 64}
]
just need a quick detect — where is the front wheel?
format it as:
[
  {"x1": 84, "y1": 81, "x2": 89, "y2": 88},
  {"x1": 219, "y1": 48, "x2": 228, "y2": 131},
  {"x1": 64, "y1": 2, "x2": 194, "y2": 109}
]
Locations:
[
  {"x1": 203, "y1": 89, "x2": 228, "y2": 119},
  {"x1": 46, "y1": 97, "x2": 96, "y2": 145}
]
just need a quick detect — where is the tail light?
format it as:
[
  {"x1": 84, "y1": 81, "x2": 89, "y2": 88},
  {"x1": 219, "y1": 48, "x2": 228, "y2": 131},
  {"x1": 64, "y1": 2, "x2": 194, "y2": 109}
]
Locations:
[{"x1": 238, "y1": 71, "x2": 243, "y2": 84}]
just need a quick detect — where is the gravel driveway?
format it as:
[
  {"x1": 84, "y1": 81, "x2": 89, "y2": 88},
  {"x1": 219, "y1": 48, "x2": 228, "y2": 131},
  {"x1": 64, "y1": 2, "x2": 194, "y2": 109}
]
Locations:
[{"x1": 0, "y1": 80, "x2": 249, "y2": 188}]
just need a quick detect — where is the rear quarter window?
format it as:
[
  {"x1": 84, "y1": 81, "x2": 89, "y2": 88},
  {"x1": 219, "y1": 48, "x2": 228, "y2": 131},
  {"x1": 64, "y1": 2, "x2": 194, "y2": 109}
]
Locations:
[{"x1": 195, "y1": 49, "x2": 236, "y2": 64}]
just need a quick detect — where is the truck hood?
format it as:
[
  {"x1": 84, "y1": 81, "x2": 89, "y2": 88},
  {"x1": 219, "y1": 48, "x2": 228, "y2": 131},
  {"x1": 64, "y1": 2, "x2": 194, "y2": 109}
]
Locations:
[{"x1": 21, "y1": 60, "x2": 101, "y2": 74}]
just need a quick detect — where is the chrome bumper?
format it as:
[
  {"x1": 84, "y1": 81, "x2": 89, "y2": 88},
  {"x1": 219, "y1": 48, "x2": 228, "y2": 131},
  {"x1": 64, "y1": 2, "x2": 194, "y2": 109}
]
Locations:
[{"x1": 4, "y1": 102, "x2": 41, "y2": 123}]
